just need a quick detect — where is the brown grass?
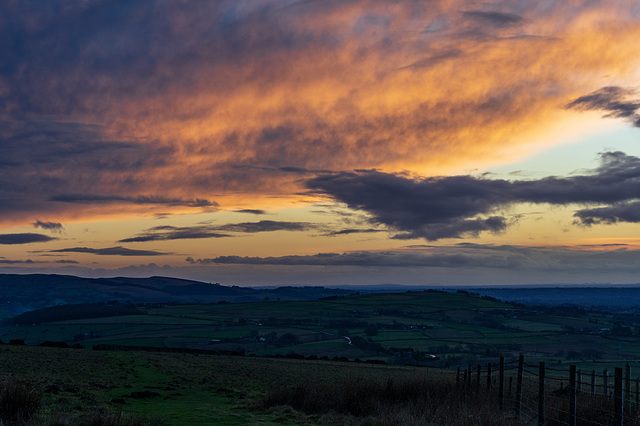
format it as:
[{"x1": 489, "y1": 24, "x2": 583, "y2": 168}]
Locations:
[
  {"x1": 542, "y1": 393, "x2": 640, "y2": 426},
  {"x1": 263, "y1": 377, "x2": 509, "y2": 425},
  {"x1": 0, "y1": 378, "x2": 41, "y2": 423}
]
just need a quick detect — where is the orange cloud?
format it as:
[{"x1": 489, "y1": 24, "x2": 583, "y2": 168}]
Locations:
[{"x1": 2, "y1": 1, "x2": 640, "y2": 224}]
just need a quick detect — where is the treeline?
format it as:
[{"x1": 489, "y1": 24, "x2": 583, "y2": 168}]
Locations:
[
  {"x1": 4, "y1": 302, "x2": 144, "y2": 326},
  {"x1": 92, "y1": 344, "x2": 389, "y2": 365},
  {"x1": 93, "y1": 344, "x2": 244, "y2": 356}
]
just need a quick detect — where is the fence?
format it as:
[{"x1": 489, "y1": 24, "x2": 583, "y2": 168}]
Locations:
[{"x1": 454, "y1": 355, "x2": 640, "y2": 425}]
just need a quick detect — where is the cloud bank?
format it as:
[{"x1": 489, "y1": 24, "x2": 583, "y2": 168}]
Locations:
[
  {"x1": 306, "y1": 151, "x2": 640, "y2": 240},
  {"x1": 185, "y1": 243, "x2": 640, "y2": 274}
]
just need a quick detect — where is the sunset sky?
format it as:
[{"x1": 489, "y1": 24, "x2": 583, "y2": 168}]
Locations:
[{"x1": 2, "y1": 0, "x2": 640, "y2": 286}]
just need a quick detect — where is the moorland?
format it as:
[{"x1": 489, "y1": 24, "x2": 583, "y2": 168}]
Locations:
[{"x1": 2, "y1": 274, "x2": 640, "y2": 424}]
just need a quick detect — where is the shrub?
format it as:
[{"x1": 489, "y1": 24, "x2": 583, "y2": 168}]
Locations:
[{"x1": 0, "y1": 378, "x2": 41, "y2": 423}]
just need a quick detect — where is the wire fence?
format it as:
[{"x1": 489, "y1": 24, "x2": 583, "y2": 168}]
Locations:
[{"x1": 451, "y1": 355, "x2": 640, "y2": 425}]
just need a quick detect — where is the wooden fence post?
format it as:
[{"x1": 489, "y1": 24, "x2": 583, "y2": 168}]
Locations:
[
  {"x1": 604, "y1": 369, "x2": 609, "y2": 396},
  {"x1": 487, "y1": 362, "x2": 492, "y2": 391},
  {"x1": 467, "y1": 364, "x2": 472, "y2": 386},
  {"x1": 538, "y1": 361, "x2": 545, "y2": 426},
  {"x1": 625, "y1": 364, "x2": 631, "y2": 417},
  {"x1": 577, "y1": 370, "x2": 582, "y2": 394},
  {"x1": 456, "y1": 367, "x2": 460, "y2": 387},
  {"x1": 499, "y1": 356, "x2": 504, "y2": 411},
  {"x1": 591, "y1": 370, "x2": 596, "y2": 395},
  {"x1": 614, "y1": 367, "x2": 623, "y2": 426},
  {"x1": 516, "y1": 354, "x2": 524, "y2": 420},
  {"x1": 569, "y1": 365, "x2": 576, "y2": 426},
  {"x1": 477, "y1": 364, "x2": 481, "y2": 391}
]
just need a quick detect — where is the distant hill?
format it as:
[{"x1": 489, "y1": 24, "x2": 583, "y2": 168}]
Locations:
[
  {"x1": 0, "y1": 274, "x2": 354, "y2": 319},
  {"x1": 467, "y1": 286, "x2": 640, "y2": 310}
]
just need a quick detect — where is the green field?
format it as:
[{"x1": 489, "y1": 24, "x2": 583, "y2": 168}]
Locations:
[
  {"x1": 2, "y1": 290, "x2": 640, "y2": 424},
  {"x1": 1, "y1": 290, "x2": 638, "y2": 369}
]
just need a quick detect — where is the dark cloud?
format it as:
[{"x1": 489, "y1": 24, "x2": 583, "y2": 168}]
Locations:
[
  {"x1": 306, "y1": 151, "x2": 640, "y2": 240},
  {"x1": 118, "y1": 226, "x2": 231, "y2": 243},
  {"x1": 322, "y1": 228, "x2": 385, "y2": 237},
  {"x1": 49, "y1": 246, "x2": 168, "y2": 256},
  {"x1": 119, "y1": 220, "x2": 317, "y2": 242},
  {"x1": 217, "y1": 220, "x2": 314, "y2": 233},
  {"x1": 573, "y1": 201, "x2": 640, "y2": 226},
  {"x1": 391, "y1": 217, "x2": 508, "y2": 240},
  {"x1": 51, "y1": 194, "x2": 217, "y2": 208},
  {"x1": 463, "y1": 11, "x2": 524, "y2": 27},
  {"x1": 567, "y1": 86, "x2": 640, "y2": 127},
  {"x1": 306, "y1": 171, "x2": 511, "y2": 240},
  {"x1": 278, "y1": 166, "x2": 314, "y2": 174},
  {"x1": 0, "y1": 233, "x2": 57, "y2": 245},
  {"x1": 0, "y1": 259, "x2": 37, "y2": 264},
  {"x1": 234, "y1": 209, "x2": 266, "y2": 215},
  {"x1": 33, "y1": 220, "x2": 64, "y2": 233}
]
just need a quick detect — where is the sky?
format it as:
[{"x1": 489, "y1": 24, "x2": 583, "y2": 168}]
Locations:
[{"x1": 2, "y1": 0, "x2": 640, "y2": 287}]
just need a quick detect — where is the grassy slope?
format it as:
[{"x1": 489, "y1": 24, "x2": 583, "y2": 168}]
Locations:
[{"x1": 0, "y1": 345, "x2": 442, "y2": 425}]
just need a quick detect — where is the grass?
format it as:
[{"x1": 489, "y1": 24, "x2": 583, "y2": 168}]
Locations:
[
  {"x1": 3, "y1": 344, "x2": 640, "y2": 425},
  {"x1": 0, "y1": 377, "x2": 41, "y2": 423},
  {"x1": 262, "y1": 376, "x2": 509, "y2": 425},
  {"x1": 3, "y1": 290, "x2": 640, "y2": 366},
  {"x1": 0, "y1": 344, "x2": 452, "y2": 425}
]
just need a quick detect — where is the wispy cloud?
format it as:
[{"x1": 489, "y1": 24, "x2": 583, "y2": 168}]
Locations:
[
  {"x1": 234, "y1": 209, "x2": 267, "y2": 215},
  {"x1": 118, "y1": 226, "x2": 231, "y2": 243},
  {"x1": 463, "y1": 10, "x2": 524, "y2": 27},
  {"x1": 321, "y1": 228, "x2": 385, "y2": 237},
  {"x1": 119, "y1": 220, "x2": 317, "y2": 242},
  {"x1": 49, "y1": 246, "x2": 169, "y2": 256},
  {"x1": 567, "y1": 86, "x2": 640, "y2": 128},
  {"x1": 216, "y1": 220, "x2": 314, "y2": 233},
  {"x1": 51, "y1": 194, "x2": 218, "y2": 208}
]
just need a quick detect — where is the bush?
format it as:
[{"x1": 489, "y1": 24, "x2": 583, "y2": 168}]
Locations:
[{"x1": 0, "y1": 378, "x2": 41, "y2": 423}]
